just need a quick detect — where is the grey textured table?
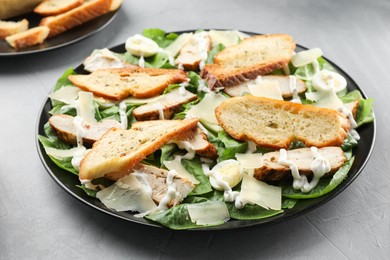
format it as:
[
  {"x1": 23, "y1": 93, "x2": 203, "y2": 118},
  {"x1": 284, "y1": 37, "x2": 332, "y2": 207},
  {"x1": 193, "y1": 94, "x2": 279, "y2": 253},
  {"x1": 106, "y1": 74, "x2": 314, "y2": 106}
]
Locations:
[{"x1": 1, "y1": 0, "x2": 388, "y2": 259}]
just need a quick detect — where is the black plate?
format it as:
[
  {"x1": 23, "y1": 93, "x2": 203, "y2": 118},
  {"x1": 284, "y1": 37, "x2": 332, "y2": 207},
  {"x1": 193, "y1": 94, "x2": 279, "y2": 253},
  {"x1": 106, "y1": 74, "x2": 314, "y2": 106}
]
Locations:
[
  {"x1": 36, "y1": 30, "x2": 376, "y2": 231},
  {"x1": 0, "y1": 10, "x2": 117, "y2": 56}
]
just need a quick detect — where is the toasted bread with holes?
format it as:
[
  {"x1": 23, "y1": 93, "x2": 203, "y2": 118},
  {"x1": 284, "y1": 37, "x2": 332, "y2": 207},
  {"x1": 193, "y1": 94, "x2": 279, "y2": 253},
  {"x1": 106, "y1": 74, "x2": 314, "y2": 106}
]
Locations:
[
  {"x1": 34, "y1": 0, "x2": 84, "y2": 16},
  {"x1": 175, "y1": 32, "x2": 212, "y2": 71},
  {"x1": 253, "y1": 147, "x2": 347, "y2": 182},
  {"x1": 201, "y1": 34, "x2": 296, "y2": 89},
  {"x1": 134, "y1": 164, "x2": 194, "y2": 207},
  {"x1": 68, "y1": 67, "x2": 188, "y2": 101},
  {"x1": 0, "y1": 19, "x2": 28, "y2": 39},
  {"x1": 224, "y1": 75, "x2": 306, "y2": 99},
  {"x1": 49, "y1": 114, "x2": 121, "y2": 146},
  {"x1": 170, "y1": 127, "x2": 218, "y2": 159},
  {"x1": 132, "y1": 87, "x2": 197, "y2": 121},
  {"x1": 215, "y1": 96, "x2": 350, "y2": 149},
  {"x1": 6, "y1": 26, "x2": 49, "y2": 49},
  {"x1": 39, "y1": 0, "x2": 112, "y2": 37},
  {"x1": 79, "y1": 118, "x2": 198, "y2": 181}
]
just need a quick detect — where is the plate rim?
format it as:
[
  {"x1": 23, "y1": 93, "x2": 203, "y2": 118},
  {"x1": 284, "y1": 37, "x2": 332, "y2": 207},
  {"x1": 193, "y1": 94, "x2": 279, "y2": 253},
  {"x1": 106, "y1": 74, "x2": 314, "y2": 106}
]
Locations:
[{"x1": 35, "y1": 29, "x2": 377, "y2": 231}]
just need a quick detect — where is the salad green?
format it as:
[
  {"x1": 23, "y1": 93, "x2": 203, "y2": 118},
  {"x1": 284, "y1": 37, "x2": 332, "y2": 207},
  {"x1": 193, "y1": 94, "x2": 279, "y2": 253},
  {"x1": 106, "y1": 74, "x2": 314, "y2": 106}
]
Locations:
[{"x1": 38, "y1": 28, "x2": 374, "y2": 230}]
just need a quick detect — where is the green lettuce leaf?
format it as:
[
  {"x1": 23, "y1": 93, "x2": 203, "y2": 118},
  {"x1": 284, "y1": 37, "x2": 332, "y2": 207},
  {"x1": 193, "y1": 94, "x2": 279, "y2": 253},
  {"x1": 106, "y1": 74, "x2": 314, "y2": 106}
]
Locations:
[
  {"x1": 205, "y1": 43, "x2": 225, "y2": 64},
  {"x1": 182, "y1": 158, "x2": 213, "y2": 195},
  {"x1": 356, "y1": 98, "x2": 374, "y2": 127},
  {"x1": 282, "y1": 157, "x2": 355, "y2": 199},
  {"x1": 214, "y1": 131, "x2": 248, "y2": 162},
  {"x1": 142, "y1": 28, "x2": 178, "y2": 48}
]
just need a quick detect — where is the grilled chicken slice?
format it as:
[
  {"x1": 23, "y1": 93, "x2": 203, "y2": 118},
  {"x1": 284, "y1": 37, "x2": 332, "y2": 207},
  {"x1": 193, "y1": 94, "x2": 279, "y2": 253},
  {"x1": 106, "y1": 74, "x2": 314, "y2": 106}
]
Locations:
[
  {"x1": 253, "y1": 147, "x2": 346, "y2": 182},
  {"x1": 132, "y1": 87, "x2": 197, "y2": 121},
  {"x1": 171, "y1": 127, "x2": 218, "y2": 159},
  {"x1": 49, "y1": 114, "x2": 121, "y2": 146}
]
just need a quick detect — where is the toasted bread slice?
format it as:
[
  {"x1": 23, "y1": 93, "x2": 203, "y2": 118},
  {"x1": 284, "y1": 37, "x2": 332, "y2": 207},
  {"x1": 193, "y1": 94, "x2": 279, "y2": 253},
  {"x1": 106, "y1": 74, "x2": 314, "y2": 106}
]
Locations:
[
  {"x1": 253, "y1": 147, "x2": 347, "y2": 182},
  {"x1": 171, "y1": 127, "x2": 218, "y2": 159},
  {"x1": 175, "y1": 32, "x2": 212, "y2": 71},
  {"x1": 215, "y1": 96, "x2": 350, "y2": 149},
  {"x1": 79, "y1": 118, "x2": 198, "y2": 181},
  {"x1": 49, "y1": 114, "x2": 121, "y2": 146},
  {"x1": 109, "y1": 0, "x2": 122, "y2": 11},
  {"x1": 68, "y1": 67, "x2": 188, "y2": 101},
  {"x1": 224, "y1": 75, "x2": 306, "y2": 99},
  {"x1": 5, "y1": 26, "x2": 49, "y2": 49},
  {"x1": 134, "y1": 164, "x2": 194, "y2": 207},
  {"x1": 34, "y1": 0, "x2": 84, "y2": 16},
  {"x1": 132, "y1": 87, "x2": 197, "y2": 121},
  {"x1": 39, "y1": 0, "x2": 112, "y2": 38},
  {"x1": 0, "y1": 19, "x2": 28, "y2": 39},
  {"x1": 201, "y1": 34, "x2": 295, "y2": 89}
]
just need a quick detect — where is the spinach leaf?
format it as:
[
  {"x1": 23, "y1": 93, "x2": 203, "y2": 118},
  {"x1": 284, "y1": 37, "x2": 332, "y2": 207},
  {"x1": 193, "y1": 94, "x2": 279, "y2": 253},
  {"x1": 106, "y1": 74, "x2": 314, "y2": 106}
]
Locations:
[
  {"x1": 282, "y1": 157, "x2": 355, "y2": 199},
  {"x1": 142, "y1": 28, "x2": 178, "y2": 48},
  {"x1": 182, "y1": 158, "x2": 213, "y2": 195},
  {"x1": 205, "y1": 43, "x2": 225, "y2": 64}
]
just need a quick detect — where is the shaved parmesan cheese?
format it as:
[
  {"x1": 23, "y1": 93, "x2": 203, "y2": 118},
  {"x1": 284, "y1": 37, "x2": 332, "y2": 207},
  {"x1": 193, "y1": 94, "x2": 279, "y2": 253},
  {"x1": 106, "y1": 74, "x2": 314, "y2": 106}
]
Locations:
[
  {"x1": 164, "y1": 158, "x2": 200, "y2": 184},
  {"x1": 44, "y1": 146, "x2": 86, "y2": 159},
  {"x1": 186, "y1": 92, "x2": 227, "y2": 124},
  {"x1": 291, "y1": 48, "x2": 323, "y2": 67},
  {"x1": 248, "y1": 78, "x2": 283, "y2": 100},
  {"x1": 96, "y1": 174, "x2": 157, "y2": 213},
  {"x1": 187, "y1": 201, "x2": 230, "y2": 225},
  {"x1": 78, "y1": 92, "x2": 96, "y2": 123},
  {"x1": 49, "y1": 86, "x2": 80, "y2": 104},
  {"x1": 240, "y1": 175, "x2": 281, "y2": 210},
  {"x1": 235, "y1": 153, "x2": 263, "y2": 169},
  {"x1": 83, "y1": 48, "x2": 125, "y2": 72},
  {"x1": 208, "y1": 30, "x2": 248, "y2": 47},
  {"x1": 164, "y1": 33, "x2": 193, "y2": 58}
]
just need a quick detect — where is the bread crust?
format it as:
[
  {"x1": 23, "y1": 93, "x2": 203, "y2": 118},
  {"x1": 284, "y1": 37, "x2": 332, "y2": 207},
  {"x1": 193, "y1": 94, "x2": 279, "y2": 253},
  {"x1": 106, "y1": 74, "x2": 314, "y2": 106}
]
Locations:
[
  {"x1": 68, "y1": 67, "x2": 188, "y2": 101},
  {"x1": 5, "y1": 26, "x2": 49, "y2": 49},
  {"x1": 34, "y1": 0, "x2": 84, "y2": 16},
  {"x1": 215, "y1": 96, "x2": 350, "y2": 149},
  {"x1": 0, "y1": 19, "x2": 28, "y2": 39},
  {"x1": 39, "y1": 0, "x2": 113, "y2": 37},
  {"x1": 79, "y1": 119, "x2": 198, "y2": 181},
  {"x1": 200, "y1": 34, "x2": 296, "y2": 89}
]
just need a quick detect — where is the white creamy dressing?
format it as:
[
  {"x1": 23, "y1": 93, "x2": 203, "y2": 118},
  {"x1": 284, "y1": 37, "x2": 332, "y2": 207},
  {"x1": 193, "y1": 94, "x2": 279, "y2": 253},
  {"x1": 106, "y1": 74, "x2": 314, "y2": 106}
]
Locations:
[
  {"x1": 83, "y1": 48, "x2": 125, "y2": 72},
  {"x1": 196, "y1": 122, "x2": 210, "y2": 138},
  {"x1": 198, "y1": 79, "x2": 210, "y2": 93},
  {"x1": 307, "y1": 147, "x2": 331, "y2": 192},
  {"x1": 138, "y1": 55, "x2": 145, "y2": 68},
  {"x1": 119, "y1": 101, "x2": 128, "y2": 129},
  {"x1": 156, "y1": 170, "x2": 180, "y2": 211},
  {"x1": 247, "y1": 140, "x2": 257, "y2": 154},
  {"x1": 202, "y1": 164, "x2": 245, "y2": 209},
  {"x1": 278, "y1": 148, "x2": 309, "y2": 191},
  {"x1": 194, "y1": 31, "x2": 210, "y2": 70},
  {"x1": 71, "y1": 146, "x2": 88, "y2": 171},
  {"x1": 164, "y1": 142, "x2": 199, "y2": 184},
  {"x1": 73, "y1": 116, "x2": 86, "y2": 147},
  {"x1": 288, "y1": 75, "x2": 302, "y2": 103},
  {"x1": 278, "y1": 148, "x2": 331, "y2": 193}
]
